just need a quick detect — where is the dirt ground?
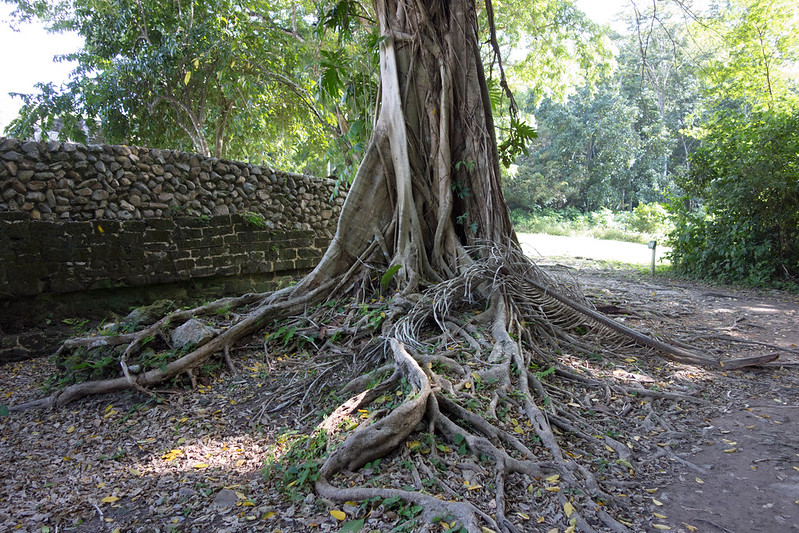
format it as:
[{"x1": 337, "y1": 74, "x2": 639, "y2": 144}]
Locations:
[
  {"x1": 1, "y1": 255, "x2": 798, "y2": 533},
  {"x1": 568, "y1": 259, "x2": 799, "y2": 533}
]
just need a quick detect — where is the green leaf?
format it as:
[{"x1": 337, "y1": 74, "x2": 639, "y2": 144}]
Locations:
[
  {"x1": 0, "y1": 405, "x2": 9, "y2": 417},
  {"x1": 380, "y1": 265, "x2": 402, "y2": 291},
  {"x1": 340, "y1": 518, "x2": 365, "y2": 532}
]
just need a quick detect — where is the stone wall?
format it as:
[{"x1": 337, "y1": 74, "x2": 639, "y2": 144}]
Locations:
[
  {"x1": 0, "y1": 137, "x2": 344, "y2": 228},
  {"x1": 0, "y1": 213, "x2": 329, "y2": 297},
  {"x1": 0, "y1": 138, "x2": 346, "y2": 362}
]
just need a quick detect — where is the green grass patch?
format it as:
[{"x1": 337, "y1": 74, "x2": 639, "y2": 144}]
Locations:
[{"x1": 511, "y1": 204, "x2": 672, "y2": 244}]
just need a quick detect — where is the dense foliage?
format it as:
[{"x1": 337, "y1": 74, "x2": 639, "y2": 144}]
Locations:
[
  {"x1": 3, "y1": 0, "x2": 379, "y2": 175},
  {"x1": 669, "y1": 109, "x2": 799, "y2": 285},
  {"x1": 505, "y1": 10, "x2": 700, "y2": 213},
  {"x1": 666, "y1": 0, "x2": 799, "y2": 286},
  {"x1": 3, "y1": 0, "x2": 611, "y2": 180}
]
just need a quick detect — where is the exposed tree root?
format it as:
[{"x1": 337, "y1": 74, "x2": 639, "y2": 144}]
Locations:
[{"x1": 13, "y1": 242, "x2": 780, "y2": 531}]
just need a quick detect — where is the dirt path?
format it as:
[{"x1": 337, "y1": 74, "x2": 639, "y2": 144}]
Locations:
[
  {"x1": 561, "y1": 261, "x2": 799, "y2": 533},
  {"x1": 1, "y1": 254, "x2": 798, "y2": 532}
]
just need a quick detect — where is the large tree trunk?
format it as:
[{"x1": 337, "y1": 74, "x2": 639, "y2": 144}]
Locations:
[{"x1": 299, "y1": 0, "x2": 515, "y2": 293}]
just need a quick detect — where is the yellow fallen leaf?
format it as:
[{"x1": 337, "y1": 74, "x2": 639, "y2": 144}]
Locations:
[
  {"x1": 654, "y1": 512, "x2": 667, "y2": 519},
  {"x1": 480, "y1": 528, "x2": 496, "y2": 533},
  {"x1": 264, "y1": 511, "x2": 276, "y2": 519},
  {"x1": 193, "y1": 463, "x2": 209, "y2": 469},
  {"x1": 545, "y1": 486, "x2": 561, "y2": 492},
  {"x1": 330, "y1": 509, "x2": 346, "y2": 521},
  {"x1": 467, "y1": 485, "x2": 483, "y2": 491},
  {"x1": 652, "y1": 498, "x2": 663, "y2": 506},
  {"x1": 537, "y1": 516, "x2": 546, "y2": 523},
  {"x1": 464, "y1": 382, "x2": 472, "y2": 389},
  {"x1": 564, "y1": 501, "x2": 575, "y2": 517},
  {"x1": 681, "y1": 523, "x2": 697, "y2": 532},
  {"x1": 129, "y1": 468, "x2": 141, "y2": 477},
  {"x1": 723, "y1": 448, "x2": 738, "y2": 453},
  {"x1": 624, "y1": 358, "x2": 637, "y2": 362},
  {"x1": 645, "y1": 488, "x2": 658, "y2": 493},
  {"x1": 513, "y1": 427, "x2": 525, "y2": 434},
  {"x1": 545, "y1": 474, "x2": 560, "y2": 483},
  {"x1": 97, "y1": 482, "x2": 106, "y2": 489},
  {"x1": 101, "y1": 496, "x2": 119, "y2": 503},
  {"x1": 516, "y1": 512, "x2": 529, "y2": 520},
  {"x1": 792, "y1": 466, "x2": 799, "y2": 472},
  {"x1": 653, "y1": 525, "x2": 671, "y2": 530},
  {"x1": 162, "y1": 449, "x2": 183, "y2": 461},
  {"x1": 695, "y1": 477, "x2": 704, "y2": 484},
  {"x1": 66, "y1": 425, "x2": 75, "y2": 434},
  {"x1": 566, "y1": 526, "x2": 576, "y2": 533}
]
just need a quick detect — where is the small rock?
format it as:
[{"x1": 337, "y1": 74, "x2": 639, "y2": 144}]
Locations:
[
  {"x1": 171, "y1": 318, "x2": 216, "y2": 349},
  {"x1": 122, "y1": 299, "x2": 173, "y2": 327},
  {"x1": 213, "y1": 488, "x2": 238, "y2": 509},
  {"x1": 178, "y1": 487, "x2": 197, "y2": 498}
]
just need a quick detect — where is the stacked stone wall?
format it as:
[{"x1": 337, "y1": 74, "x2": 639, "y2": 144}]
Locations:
[
  {"x1": 0, "y1": 138, "x2": 345, "y2": 361},
  {"x1": 0, "y1": 137, "x2": 344, "y2": 229}
]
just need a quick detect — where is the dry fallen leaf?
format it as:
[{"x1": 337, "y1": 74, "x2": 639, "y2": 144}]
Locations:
[
  {"x1": 652, "y1": 498, "x2": 663, "y2": 506},
  {"x1": 101, "y1": 496, "x2": 119, "y2": 504},
  {"x1": 564, "y1": 501, "x2": 575, "y2": 518},
  {"x1": 330, "y1": 509, "x2": 346, "y2": 521},
  {"x1": 695, "y1": 477, "x2": 704, "y2": 484},
  {"x1": 162, "y1": 449, "x2": 183, "y2": 461}
]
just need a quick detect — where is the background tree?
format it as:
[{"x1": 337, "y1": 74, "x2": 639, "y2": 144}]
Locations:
[
  {"x1": 509, "y1": 83, "x2": 641, "y2": 211},
  {"x1": 668, "y1": 0, "x2": 799, "y2": 285},
  {"x1": 506, "y1": 11, "x2": 704, "y2": 216},
  {"x1": 4, "y1": 0, "x2": 372, "y2": 174}
]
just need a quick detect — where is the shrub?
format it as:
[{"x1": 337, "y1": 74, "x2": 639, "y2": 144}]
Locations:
[{"x1": 667, "y1": 109, "x2": 799, "y2": 287}]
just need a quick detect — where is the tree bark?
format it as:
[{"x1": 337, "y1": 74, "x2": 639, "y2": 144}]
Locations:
[{"x1": 299, "y1": 0, "x2": 516, "y2": 295}]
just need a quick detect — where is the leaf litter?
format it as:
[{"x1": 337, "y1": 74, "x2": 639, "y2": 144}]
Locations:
[{"x1": 1, "y1": 260, "x2": 798, "y2": 532}]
